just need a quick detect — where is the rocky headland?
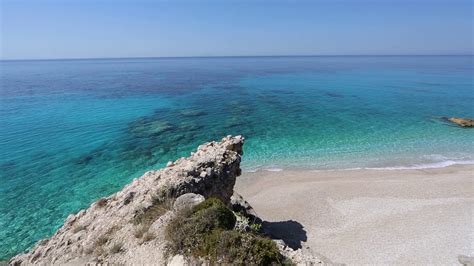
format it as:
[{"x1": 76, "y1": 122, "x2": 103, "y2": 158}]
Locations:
[
  {"x1": 447, "y1": 117, "x2": 474, "y2": 127},
  {"x1": 9, "y1": 136, "x2": 324, "y2": 265}
]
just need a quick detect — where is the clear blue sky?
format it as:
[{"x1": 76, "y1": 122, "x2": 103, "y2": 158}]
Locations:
[{"x1": 1, "y1": 0, "x2": 472, "y2": 59}]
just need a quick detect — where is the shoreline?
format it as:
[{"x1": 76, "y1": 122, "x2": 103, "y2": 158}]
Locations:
[
  {"x1": 235, "y1": 164, "x2": 474, "y2": 265},
  {"x1": 242, "y1": 160, "x2": 474, "y2": 173}
]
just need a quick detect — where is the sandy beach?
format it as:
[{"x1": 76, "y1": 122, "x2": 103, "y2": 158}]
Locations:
[{"x1": 235, "y1": 165, "x2": 474, "y2": 265}]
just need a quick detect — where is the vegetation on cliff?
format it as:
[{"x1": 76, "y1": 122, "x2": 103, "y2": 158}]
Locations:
[{"x1": 166, "y1": 198, "x2": 287, "y2": 265}]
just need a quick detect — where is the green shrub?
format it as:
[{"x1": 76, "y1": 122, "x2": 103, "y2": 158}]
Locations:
[
  {"x1": 191, "y1": 197, "x2": 227, "y2": 213},
  {"x1": 192, "y1": 198, "x2": 236, "y2": 230},
  {"x1": 250, "y1": 222, "x2": 262, "y2": 233},
  {"x1": 166, "y1": 198, "x2": 284, "y2": 265}
]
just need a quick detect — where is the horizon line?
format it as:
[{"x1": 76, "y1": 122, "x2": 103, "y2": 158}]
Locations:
[{"x1": 1, "y1": 54, "x2": 473, "y2": 62}]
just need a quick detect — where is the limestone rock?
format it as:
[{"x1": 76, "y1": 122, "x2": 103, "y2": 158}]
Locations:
[
  {"x1": 168, "y1": 254, "x2": 186, "y2": 266},
  {"x1": 231, "y1": 193, "x2": 262, "y2": 224},
  {"x1": 274, "y1": 240, "x2": 334, "y2": 266},
  {"x1": 8, "y1": 134, "x2": 326, "y2": 265},
  {"x1": 448, "y1": 117, "x2": 474, "y2": 127},
  {"x1": 458, "y1": 255, "x2": 474, "y2": 266},
  {"x1": 173, "y1": 193, "x2": 205, "y2": 211},
  {"x1": 9, "y1": 136, "x2": 244, "y2": 265}
]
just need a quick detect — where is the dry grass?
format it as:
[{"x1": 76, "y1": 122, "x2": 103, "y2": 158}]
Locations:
[
  {"x1": 83, "y1": 246, "x2": 94, "y2": 255},
  {"x1": 94, "y1": 235, "x2": 109, "y2": 247},
  {"x1": 134, "y1": 224, "x2": 156, "y2": 244},
  {"x1": 132, "y1": 204, "x2": 169, "y2": 226},
  {"x1": 96, "y1": 198, "x2": 108, "y2": 208},
  {"x1": 132, "y1": 192, "x2": 174, "y2": 227},
  {"x1": 94, "y1": 246, "x2": 106, "y2": 257},
  {"x1": 72, "y1": 224, "x2": 86, "y2": 233},
  {"x1": 109, "y1": 242, "x2": 123, "y2": 254},
  {"x1": 92, "y1": 225, "x2": 121, "y2": 255},
  {"x1": 134, "y1": 225, "x2": 149, "y2": 238},
  {"x1": 107, "y1": 225, "x2": 120, "y2": 234},
  {"x1": 142, "y1": 232, "x2": 156, "y2": 243}
]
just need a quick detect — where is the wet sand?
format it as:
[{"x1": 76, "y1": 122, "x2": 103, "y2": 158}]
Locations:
[{"x1": 235, "y1": 165, "x2": 474, "y2": 265}]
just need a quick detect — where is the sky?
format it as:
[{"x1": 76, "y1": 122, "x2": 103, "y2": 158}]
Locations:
[{"x1": 0, "y1": 0, "x2": 473, "y2": 59}]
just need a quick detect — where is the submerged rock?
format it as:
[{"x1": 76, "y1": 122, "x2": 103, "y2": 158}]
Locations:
[
  {"x1": 179, "y1": 109, "x2": 207, "y2": 117},
  {"x1": 178, "y1": 121, "x2": 204, "y2": 132},
  {"x1": 325, "y1": 92, "x2": 344, "y2": 98},
  {"x1": 226, "y1": 117, "x2": 246, "y2": 128},
  {"x1": 447, "y1": 117, "x2": 474, "y2": 127},
  {"x1": 128, "y1": 119, "x2": 174, "y2": 137},
  {"x1": 76, "y1": 154, "x2": 93, "y2": 165}
]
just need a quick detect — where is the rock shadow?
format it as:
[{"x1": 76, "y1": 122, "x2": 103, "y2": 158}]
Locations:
[{"x1": 262, "y1": 220, "x2": 307, "y2": 250}]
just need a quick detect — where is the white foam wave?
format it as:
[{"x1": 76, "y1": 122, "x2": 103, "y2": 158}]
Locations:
[
  {"x1": 243, "y1": 160, "x2": 474, "y2": 173},
  {"x1": 310, "y1": 167, "x2": 362, "y2": 172},
  {"x1": 244, "y1": 169, "x2": 258, "y2": 173},
  {"x1": 262, "y1": 168, "x2": 283, "y2": 172},
  {"x1": 364, "y1": 160, "x2": 474, "y2": 171}
]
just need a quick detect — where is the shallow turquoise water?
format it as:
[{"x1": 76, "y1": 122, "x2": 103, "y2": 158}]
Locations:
[{"x1": 0, "y1": 56, "x2": 473, "y2": 259}]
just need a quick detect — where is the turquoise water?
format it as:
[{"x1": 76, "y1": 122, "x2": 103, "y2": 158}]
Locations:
[{"x1": 0, "y1": 56, "x2": 473, "y2": 259}]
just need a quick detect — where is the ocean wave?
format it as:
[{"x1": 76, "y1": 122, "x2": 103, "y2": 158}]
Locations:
[
  {"x1": 364, "y1": 160, "x2": 474, "y2": 170},
  {"x1": 262, "y1": 168, "x2": 283, "y2": 172},
  {"x1": 309, "y1": 167, "x2": 363, "y2": 172},
  {"x1": 243, "y1": 159, "x2": 474, "y2": 173}
]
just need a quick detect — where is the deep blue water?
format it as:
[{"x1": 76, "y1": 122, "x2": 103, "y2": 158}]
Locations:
[{"x1": 1, "y1": 56, "x2": 473, "y2": 259}]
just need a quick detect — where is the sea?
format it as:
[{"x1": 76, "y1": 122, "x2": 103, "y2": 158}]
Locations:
[{"x1": 1, "y1": 56, "x2": 473, "y2": 259}]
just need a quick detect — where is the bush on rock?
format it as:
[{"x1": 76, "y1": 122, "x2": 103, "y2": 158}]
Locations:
[{"x1": 166, "y1": 198, "x2": 286, "y2": 265}]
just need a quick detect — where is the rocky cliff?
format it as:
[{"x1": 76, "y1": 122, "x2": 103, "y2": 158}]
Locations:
[{"x1": 10, "y1": 136, "x2": 323, "y2": 265}]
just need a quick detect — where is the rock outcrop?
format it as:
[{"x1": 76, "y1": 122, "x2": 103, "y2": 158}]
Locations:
[
  {"x1": 10, "y1": 135, "x2": 323, "y2": 265},
  {"x1": 10, "y1": 136, "x2": 244, "y2": 265},
  {"x1": 447, "y1": 117, "x2": 474, "y2": 127}
]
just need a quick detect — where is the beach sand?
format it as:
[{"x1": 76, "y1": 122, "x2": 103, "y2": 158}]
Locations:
[{"x1": 235, "y1": 165, "x2": 474, "y2": 265}]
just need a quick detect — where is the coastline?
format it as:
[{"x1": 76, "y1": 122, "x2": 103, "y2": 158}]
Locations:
[
  {"x1": 235, "y1": 164, "x2": 474, "y2": 265},
  {"x1": 242, "y1": 158, "x2": 474, "y2": 173},
  {"x1": 3, "y1": 55, "x2": 473, "y2": 260}
]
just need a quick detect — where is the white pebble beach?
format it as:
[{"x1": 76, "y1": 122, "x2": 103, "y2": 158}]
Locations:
[{"x1": 236, "y1": 164, "x2": 474, "y2": 265}]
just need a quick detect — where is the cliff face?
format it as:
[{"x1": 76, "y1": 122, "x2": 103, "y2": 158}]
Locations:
[
  {"x1": 10, "y1": 135, "x2": 324, "y2": 265},
  {"x1": 10, "y1": 136, "x2": 244, "y2": 265}
]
